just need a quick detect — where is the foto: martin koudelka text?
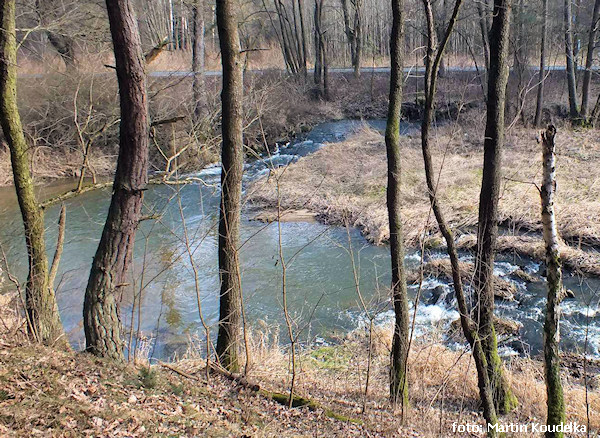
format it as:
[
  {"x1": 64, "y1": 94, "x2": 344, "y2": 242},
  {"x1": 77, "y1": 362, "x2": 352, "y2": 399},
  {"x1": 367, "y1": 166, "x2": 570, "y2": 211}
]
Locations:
[{"x1": 452, "y1": 421, "x2": 587, "y2": 434}]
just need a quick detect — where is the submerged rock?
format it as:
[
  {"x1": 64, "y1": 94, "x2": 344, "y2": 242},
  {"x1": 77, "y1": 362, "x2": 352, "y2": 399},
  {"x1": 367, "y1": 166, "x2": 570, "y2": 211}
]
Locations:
[
  {"x1": 407, "y1": 259, "x2": 517, "y2": 301},
  {"x1": 449, "y1": 315, "x2": 522, "y2": 340}
]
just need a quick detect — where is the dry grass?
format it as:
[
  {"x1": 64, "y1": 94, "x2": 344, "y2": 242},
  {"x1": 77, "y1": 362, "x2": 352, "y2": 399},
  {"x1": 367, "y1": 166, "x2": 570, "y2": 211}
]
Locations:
[
  {"x1": 0, "y1": 302, "x2": 598, "y2": 437},
  {"x1": 243, "y1": 323, "x2": 600, "y2": 437},
  {"x1": 247, "y1": 112, "x2": 600, "y2": 270}
]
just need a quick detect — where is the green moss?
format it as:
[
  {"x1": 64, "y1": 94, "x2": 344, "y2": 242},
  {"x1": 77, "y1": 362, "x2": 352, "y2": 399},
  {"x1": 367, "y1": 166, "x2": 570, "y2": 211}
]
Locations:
[
  {"x1": 309, "y1": 345, "x2": 351, "y2": 371},
  {"x1": 138, "y1": 367, "x2": 159, "y2": 389}
]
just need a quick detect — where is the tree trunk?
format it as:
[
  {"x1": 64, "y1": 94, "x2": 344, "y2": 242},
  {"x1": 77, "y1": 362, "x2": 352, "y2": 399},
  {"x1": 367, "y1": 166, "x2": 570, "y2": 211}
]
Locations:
[
  {"x1": 473, "y1": 0, "x2": 518, "y2": 415},
  {"x1": 321, "y1": 31, "x2": 330, "y2": 100},
  {"x1": 0, "y1": 0, "x2": 65, "y2": 346},
  {"x1": 215, "y1": 0, "x2": 244, "y2": 373},
  {"x1": 47, "y1": 32, "x2": 77, "y2": 71},
  {"x1": 297, "y1": 0, "x2": 308, "y2": 77},
  {"x1": 540, "y1": 126, "x2": 566, "y2": 437},
  {"x1": 354, "y1": 0, "x2": 362, "y2": 78},
  {"x1": 476, "y1": 0, "x2": 490, "y2": 74},
  {"x1": 581, "y1": 0, "x2": 600, "y2": 118},
  {"x1": 83, "y1": 0, "x2": 148, "y2": 361},
  {"x1": 513, "y1": 0, "x2": 527, "y2": 125},
  {"x1": 313, "y1": 0, "x2": 322, "y2": 86},
  {"x1": 535, "y1": 0, "x2": 548, "y2": 127},
  {"x1": 386, "y1": 0, "x2": 409, "y2": 409},
  {"x1": 192, "y1": 0, "x2": 205, "y2": 123},
  {"x1": 420, "y1": 0, "x2": 499, "y2": 433},
  {"x1": 564, "y1": 0, "x2": 580, "y2": 119},
  {"x1": 341, "y1": 0, "x2": 362, "y2": 78}
]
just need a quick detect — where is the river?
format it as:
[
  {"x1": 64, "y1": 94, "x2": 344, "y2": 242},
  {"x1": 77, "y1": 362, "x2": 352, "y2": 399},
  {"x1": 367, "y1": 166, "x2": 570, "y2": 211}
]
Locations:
[{"x1": 0, "y1": 119, "x2": 598, "y2": 360}]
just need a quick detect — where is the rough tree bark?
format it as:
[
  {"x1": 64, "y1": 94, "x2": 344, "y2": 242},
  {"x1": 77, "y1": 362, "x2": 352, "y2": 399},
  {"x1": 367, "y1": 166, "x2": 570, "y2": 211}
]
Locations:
[
  {"x1": 540, "y1": 126, "x2": 566, "y2": 437},
  {"x1": 0, "y1": 0, "x2": 65, "y2": 345},
  {"x1": 564, "y1": 0, "x2": 580, "y2": 119},
  {"x1": 215, "y1": 0, "x2": 244, "y2": 372},
  {"x1": 581, "y1": 0, "x2": 600, "y2": 118},
  {"x1": 535, "y1": 0, "x2": 548, "y2": 127},
  {"x1": 192, "y1": 0, "x2": 205, "y2": 123},
  {"x1": 473, "y1": 0, "x2": 518, "y2": 415},
  {"x1": 83, "y1": 0, "x2": 148, "y2": 360},
  {"x1": 420, "y1": 0, "x2": 499, "y2": 433},
  {"x1": 386, "y1": 0, "x2": 409, "y2": 409}
]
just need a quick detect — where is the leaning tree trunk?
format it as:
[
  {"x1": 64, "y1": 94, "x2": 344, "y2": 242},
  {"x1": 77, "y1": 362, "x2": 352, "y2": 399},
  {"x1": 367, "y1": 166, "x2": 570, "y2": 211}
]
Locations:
[
  {"x1": 564, "y1": 0, "x2": 580, "y2": 120},
  {"x1": 0, "y1": 0, "x2": 65, "y2": 345},
  {"x1": 535, "y1": 0, "x2": 548, "y2": 127},
  {"x1": 473, "y1": 0, "x2": 518, "y2": 415},
  {"x1": 386, "y1": 0, "x2": 409, "y2": 409},
  {"x1": 83, "y1": 0, "x2": 148, "y2": 361},
  {"x1": 580, "y1": 0, "x2": 600, "y2": 118},
  {"x1": 215, "y1": 0, "x2": 244, "y2": 373},
  {"x1": 192, "y1": 0, "x2": 205, "y2": 123},
  {"x1": 540, "y1": 126, "x2": 566, "y2": 437},
  {"x1": 420, "y1": 0, "x2": 499, "y2": 433}
]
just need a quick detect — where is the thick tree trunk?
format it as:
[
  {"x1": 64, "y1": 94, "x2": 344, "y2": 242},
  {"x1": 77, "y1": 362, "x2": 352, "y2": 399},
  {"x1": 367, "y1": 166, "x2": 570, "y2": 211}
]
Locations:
[
  {"x1": 540, "y1": 126, "x2": 566, "y2": 437},
  {"x1": 386, "y1": 0, "x2": 409, "y2": 408},
  {"x1": 581, "y1": 0, "x2": 600, "y2": 118},
  {"x1": 215, "y1": 0, "x2": 244, "y2": 373},
  {"x1": 473, "y1": 0, "x2": 518, "y2": 415},
  {"x1": 192, "y1": 0, "x2": 205, "y2": 123},
  {"x1": 535, "y1": 0, "x2": 548, "y2": 127},
  {"x1": 83, "y1": 0, "x2": 148, "y2": 361},
  {"x1": 0, "y1": 0, "x2": 64, "y2": 346},
  {"x1": 420, "y1": 0, "x2": 499, "y2": 433},
  {"x1": 564, "y1": 0, "x2": 580, "y2": 119}
]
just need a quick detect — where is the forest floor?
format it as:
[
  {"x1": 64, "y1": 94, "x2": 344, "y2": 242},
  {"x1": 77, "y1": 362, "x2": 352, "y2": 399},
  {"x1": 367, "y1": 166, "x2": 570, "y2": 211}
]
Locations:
[
  {"x1": 247, "y1": 107, "x2": 600, "y2": 275},
  {"x1": 0, "y1": 290, "x2": 598, "y2": 437}
]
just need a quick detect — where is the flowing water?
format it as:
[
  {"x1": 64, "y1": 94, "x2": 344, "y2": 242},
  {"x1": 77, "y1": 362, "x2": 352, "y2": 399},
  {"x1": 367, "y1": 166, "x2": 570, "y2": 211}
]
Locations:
[{"x1": 0, "y1": 119, "x2": 598, "y2": 360}]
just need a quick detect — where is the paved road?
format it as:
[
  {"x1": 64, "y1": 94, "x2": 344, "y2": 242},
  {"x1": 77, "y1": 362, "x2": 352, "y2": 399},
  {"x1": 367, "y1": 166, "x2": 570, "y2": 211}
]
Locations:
[
  {"x1": 148, "y1": 64, "x2": 595, "y2": 78},
  {"x1": 20, "y1": 64, "x2": 592, "y2": 79}
]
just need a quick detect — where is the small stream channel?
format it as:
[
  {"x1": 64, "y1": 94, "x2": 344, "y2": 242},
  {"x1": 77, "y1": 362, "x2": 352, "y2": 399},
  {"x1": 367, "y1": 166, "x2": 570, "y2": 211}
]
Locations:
[{"x1": 0, "y1": 119, "x2": 598, "y2": 360}]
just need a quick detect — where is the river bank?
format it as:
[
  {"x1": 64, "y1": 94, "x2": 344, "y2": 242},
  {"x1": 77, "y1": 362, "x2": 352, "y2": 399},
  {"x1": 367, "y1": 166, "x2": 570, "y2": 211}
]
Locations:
[
  {"x1": 0, "y1": 299, "x2": 598, "y2": 437},
  {"x1": 247, "y1": 113, "x2": 600, "y2": 276}
]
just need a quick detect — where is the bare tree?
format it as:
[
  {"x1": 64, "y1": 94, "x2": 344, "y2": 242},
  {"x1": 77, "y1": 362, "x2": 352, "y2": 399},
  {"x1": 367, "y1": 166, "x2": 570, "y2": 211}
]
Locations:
[
  {"x1": 341, "y1": 0, "x2": 363, "y2": 77},
  {"x1": 215, "y1": 0, "x2": 244, "y2": 372},
  {"x1": 564, "y1": 0, "x2": 580, "y2": 119},
  {"x1": 473, "y1": 0, "x2": 518, "y2": 415},
  {"x1": 535, "y1": 0, "x2": 548, "y2": 127},
  {"x1": 580, "y1": 0, "x2": 600, "y2": 119},
  {"x1": 540, "y1": 125, "x2": 566, "y2": 437},
  {"x1": 192, "y1": 0, "x2": 206, "y2": 123},
  {"x1": 419, "y1": 0, "x2": 500, "y2": 432},
  {"x1": 0, "y1": 0, "x2": 65, "y2": 345},
  {"x1": 83, "y1": 0, "x2": 149, "y2": 360},
  {"x1": 386, "y1": 0, "x2": 409, "y2": 409}
]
